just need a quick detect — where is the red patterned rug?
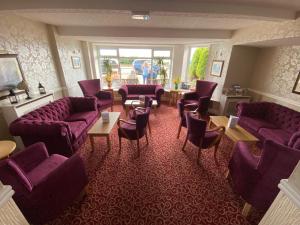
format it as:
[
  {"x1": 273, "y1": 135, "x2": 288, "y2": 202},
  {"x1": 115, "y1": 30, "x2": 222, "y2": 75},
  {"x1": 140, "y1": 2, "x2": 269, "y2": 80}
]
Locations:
[{"x1": 48, "y1": 104, "x2": 264, "y2": 225}]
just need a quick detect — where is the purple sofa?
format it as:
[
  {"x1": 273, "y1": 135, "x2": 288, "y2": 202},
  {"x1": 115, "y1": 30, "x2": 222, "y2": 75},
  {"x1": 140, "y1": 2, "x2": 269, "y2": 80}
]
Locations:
[
  {"x1": 237, "y1": 102, "x2": 300, "y2": 150},
  {"x1": 229, "y1": 140, "x2": 300, "y2": 211},
  {"x1": 10, "y1": 97, "x2": 98, "y2": 156},
  {"x1": 0, "y1": 142, "x2": 88, "y2": 224},
  {"x1": 78, "y1": 79, "x2": 114, "y2": 111},
  {"x1": 118, "y1": 84, "x2": 164, "y2": 106}
]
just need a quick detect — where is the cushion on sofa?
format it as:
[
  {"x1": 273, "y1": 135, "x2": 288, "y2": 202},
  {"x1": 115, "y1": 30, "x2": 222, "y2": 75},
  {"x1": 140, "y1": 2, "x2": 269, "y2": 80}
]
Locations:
[
  {"x1": 65, "y1": 111, "x2": 97, "y2": 125},
  {"x1": 238, "y1": 116, "x2": 276, "y2": 133},
  {"x1": 127, "y1": 85, "x2": 156, "y2": 95},
  {"x1": 27, "y1": 154, "x2": 67, "y2": 186},
  {"x1": 258, "y1": 128, "x2": 292, "y2": 145},
  {"x1": 68, "y1": 121, "x2": 87, "y2": 139}
]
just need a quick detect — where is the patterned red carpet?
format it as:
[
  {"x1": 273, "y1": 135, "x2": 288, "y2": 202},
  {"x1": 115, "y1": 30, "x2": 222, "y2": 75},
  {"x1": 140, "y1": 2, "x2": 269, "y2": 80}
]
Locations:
[{"x1": 48, "y1": 104, "x2": 263, "y2": 225}]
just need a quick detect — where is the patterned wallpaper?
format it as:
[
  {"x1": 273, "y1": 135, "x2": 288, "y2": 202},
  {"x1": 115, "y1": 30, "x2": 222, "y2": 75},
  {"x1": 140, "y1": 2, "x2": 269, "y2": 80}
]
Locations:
[
  {"x1": 0, "y1": 15, "x2": 61, "y2": 93},
  {"x1": 250, "y1": 46, "x2": 300, "y2": 102},
  {"x1": 232, "y1": 18, "x2": 300, "y2": 45},
  {"x1": 56, "y1": 36, "x2": 87, "y2": 96},
  {"x1": 205, "y1": 43, "x2": 232, "y2": 101}
]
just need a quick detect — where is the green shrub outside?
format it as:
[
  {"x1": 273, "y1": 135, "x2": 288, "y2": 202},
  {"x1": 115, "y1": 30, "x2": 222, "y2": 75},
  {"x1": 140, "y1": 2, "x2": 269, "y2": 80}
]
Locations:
[{"x1": 189, "y1": 47, "x2": 209, "y2": 80}]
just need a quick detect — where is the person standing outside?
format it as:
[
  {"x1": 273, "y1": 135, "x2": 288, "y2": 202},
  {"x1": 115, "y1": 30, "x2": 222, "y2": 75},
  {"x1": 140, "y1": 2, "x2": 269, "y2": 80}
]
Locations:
[{"x1": 142, "y1": 61, "x2": 150, "y2": 84}]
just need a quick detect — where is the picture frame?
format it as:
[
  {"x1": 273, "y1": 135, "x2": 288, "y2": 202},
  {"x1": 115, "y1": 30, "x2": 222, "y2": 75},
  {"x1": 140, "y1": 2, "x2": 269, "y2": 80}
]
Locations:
[
  {"x1": 0, "y1": 54, "x2": 25, "y2": 99},
  {"x1": 210, "y1": 60, "x2": 224, "y2": 77},
  {"x1": 292, "y1": 71, "x2": 300, "y2": 94},
  {"x1": 71, "y1": 56, "x2": 81, "y2": 69}
]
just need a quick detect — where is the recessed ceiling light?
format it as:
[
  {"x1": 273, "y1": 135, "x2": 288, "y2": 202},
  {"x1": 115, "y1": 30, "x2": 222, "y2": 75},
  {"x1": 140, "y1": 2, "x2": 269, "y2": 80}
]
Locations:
[{"x1": 131, "y1": 11, "x2": 150, "y2": 21}]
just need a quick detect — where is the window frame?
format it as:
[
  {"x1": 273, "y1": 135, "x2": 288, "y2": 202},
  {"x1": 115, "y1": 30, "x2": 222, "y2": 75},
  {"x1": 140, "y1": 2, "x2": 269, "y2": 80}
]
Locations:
[{"x1": 95, "y1": 45, "x2": 173, "y2": 88}]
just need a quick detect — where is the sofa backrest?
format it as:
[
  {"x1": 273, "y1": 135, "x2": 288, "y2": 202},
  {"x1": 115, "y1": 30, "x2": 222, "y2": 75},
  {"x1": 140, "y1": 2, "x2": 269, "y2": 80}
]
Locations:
[
  {"x1": 266, "y1": 103, "x2": 300, "y2": 133},
  {"x1": 21, "y1": 97, "x2": 73, "y2": 122},
  {"x1": 126, "y1": 85, "x2": 157, "y2": 95}
]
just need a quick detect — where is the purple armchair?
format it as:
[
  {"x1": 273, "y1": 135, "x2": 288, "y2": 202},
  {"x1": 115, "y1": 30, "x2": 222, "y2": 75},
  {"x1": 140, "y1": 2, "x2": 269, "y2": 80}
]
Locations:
[
  {"x1": 237, "y1": 102, "x2": 300, "y2": 149},
  {"x1": 182, "y1": 112, "x2": 225, "y2": 164},
  {"x1": 229, "y1": 140, "x2": 300, "y2": 212},
  {"x1": 118, "y1": 84, "x2": 164, "y2": 107},
  {"x1": 182, "y1": 80, "x2": 217, "y2": 107},
  {"x1": 118, "y1": 107, "x2": 151, "y2": 156},
  {"x1": 0, "y1": 142, "x2": 88, "y2": 224},
  {"x1": 78, "y1": 79, "x2": 114, "y2": 111},
  {"x1": 128, "y1": 96, "x2": 153, "y2": 133},
  {"x1": 10, "y1": 97, "x2": 98, "y2": 156}
]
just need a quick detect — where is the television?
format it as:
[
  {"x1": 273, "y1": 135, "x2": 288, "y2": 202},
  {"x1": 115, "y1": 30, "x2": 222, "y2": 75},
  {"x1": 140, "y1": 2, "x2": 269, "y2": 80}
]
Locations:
[{"x1": 0, "y1": 54, "x2": 24, "y2": 91}]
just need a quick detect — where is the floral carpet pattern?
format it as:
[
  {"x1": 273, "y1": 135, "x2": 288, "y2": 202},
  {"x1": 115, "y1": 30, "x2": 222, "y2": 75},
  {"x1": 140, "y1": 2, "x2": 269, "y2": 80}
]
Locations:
[{"x1": 48, "y1": 104, "x2": 263, "y2": 225}]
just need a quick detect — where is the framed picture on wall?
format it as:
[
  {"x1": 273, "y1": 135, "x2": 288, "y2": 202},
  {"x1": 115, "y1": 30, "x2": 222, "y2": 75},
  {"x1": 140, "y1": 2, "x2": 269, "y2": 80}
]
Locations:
[
  {"x1": 210, "y1": 60, "x2": 224, "y2": 77},
  {"x1": 71, "y1": 56, "x2": 81, "y2": 69},
  {"x1": 292, "y1": 71, "x2": 300, "y2": 94}
]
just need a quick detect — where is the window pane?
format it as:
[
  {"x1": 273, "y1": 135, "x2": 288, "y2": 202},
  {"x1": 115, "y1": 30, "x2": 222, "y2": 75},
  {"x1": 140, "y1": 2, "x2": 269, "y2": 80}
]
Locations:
[
  {"x1": 99, "y1": 57, "x2": 120, "y2": 87},
  {"x1": 119, "y1": 48, "x2": 152, "y2": 58},
  {"x1": 99, "y1": 49, "x2": 117, "y2": 56},
  {"x1": 153, "y1": 50, "x2": 171, "y2": 58}
]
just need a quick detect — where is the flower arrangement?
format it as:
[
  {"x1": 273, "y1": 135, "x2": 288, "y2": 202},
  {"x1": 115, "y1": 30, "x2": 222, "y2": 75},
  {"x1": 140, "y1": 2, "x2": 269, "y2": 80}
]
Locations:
[
  {"x1": 103, "y1": 58, "x2": 113, "y2": 88},
  {"x1": 173, "y1": 76, "x2": 181, "y2": 90}
]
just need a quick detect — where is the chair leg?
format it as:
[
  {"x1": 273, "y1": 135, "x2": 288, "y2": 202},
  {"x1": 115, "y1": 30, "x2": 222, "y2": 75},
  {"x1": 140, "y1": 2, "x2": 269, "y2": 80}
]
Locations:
[
  {"x1": 119, "y1": 136, "x2": 122, "y2": 152},
  {"x1": 137, "y1": 139, "x2": 140, "y2": 156},
  {"x1": 148, "y1": 121, "x2": 151, "y2": 134},
  {"x1": 214, "y1": 141, "x2": 220, "y2": 163},
  {"x1": 197, "y1": 147, "x2": 202, "y2": 165},
  {"x1": 145, "y1": 131, "x2": 149, "y2": 145},
  {"x1": 177, "y1": 121, "x2": 182, "y2": 139},
  {"x1": 182, "y1": 135, "x2": 188, "y2": 151}
]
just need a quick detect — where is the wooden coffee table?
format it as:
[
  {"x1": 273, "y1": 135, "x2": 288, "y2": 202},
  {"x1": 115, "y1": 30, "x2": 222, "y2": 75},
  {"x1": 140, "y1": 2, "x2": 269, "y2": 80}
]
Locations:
[
  {"x1": 124, "y1": 99, "x2": 158, "y2": 116},
  {"x1": 209, "y1": 116, "x2": 259, "y2": 143},
  {"x1": 88, "y1": 112, "x2": 121, "y2": 151}
]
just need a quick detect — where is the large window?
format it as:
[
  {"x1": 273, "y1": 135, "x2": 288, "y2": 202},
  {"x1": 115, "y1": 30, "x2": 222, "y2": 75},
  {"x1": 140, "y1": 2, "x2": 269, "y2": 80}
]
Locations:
[
  {"x1": 96, "y1": 46, "x2": 172, "y2": 88},
  {"x1": 186, "y1": 46, "x2": 209, "y2": 82}
]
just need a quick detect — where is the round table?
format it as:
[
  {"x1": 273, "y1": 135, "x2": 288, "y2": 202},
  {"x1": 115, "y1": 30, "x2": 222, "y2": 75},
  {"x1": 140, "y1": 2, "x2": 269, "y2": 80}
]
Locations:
[{"x1": 0, "y1": 141, "x2": 16, "y2": 160}]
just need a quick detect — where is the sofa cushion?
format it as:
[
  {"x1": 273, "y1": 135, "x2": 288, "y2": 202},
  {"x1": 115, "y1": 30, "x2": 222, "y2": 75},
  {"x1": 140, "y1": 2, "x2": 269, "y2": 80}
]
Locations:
[
  {"x1": 127, "y1": 85, "x2": 156, "y2": 95},
  {"x1": 258, "y1": 128, "x2": 292, "y2": 145},
  {"x1": 27, "y1": 154, "x2": 67, "y2": 186},
  {"x1": 127, "y1": 94, "x2": 156, "y2": 100},
  {"x1": 238, "y1": 116, "x2": 276, "y2": 133},
  {"x1": 65, "y1": 111, "x2": 97, "y2": 125},
  {"x1": 67, "y1": 121, "x2": 87, "y2": 139}
]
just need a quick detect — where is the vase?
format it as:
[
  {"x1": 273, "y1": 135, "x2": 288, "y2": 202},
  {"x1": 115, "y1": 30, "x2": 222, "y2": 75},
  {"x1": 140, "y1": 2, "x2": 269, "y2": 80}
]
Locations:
[
  {"x1": 175, "y1": 84, "x2": 178, "y2": 90},
  {"x1": 107, "y1": 81, "x2": 112, "y2": 88}
]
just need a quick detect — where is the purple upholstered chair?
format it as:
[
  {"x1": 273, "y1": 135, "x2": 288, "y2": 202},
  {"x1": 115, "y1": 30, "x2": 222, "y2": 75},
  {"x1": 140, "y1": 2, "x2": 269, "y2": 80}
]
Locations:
[
  {"x1": 78, "y1": 79, "x2": 113, "y2": 111},
  {"x1": 118, "y1": 107, "x2": 151, "y2": 156},
  {"x1": 182, "y1": 112, "x2": 225, "y2": 164},
  {"x1": 0, "y1": 142, "x2": 88, "y2": 224},
  {"x1": 229, "y1": 140, "x2": 300, "y2": 213},
  {"x1": 128, "y1": 96, "x2": 153, "y2": 133},
  {"x1": 182, "y1": 80, "x2": 217, "y2": 106}
]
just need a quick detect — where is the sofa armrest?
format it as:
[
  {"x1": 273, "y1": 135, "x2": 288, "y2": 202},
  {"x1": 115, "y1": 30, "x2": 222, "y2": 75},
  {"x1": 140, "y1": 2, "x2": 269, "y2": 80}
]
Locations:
[
  {"x1": 70, "y1": 97, "x2": 97, "y2": 112},
  {"x1": 118, "y1": 86, "x2": 128, "y2": 104},
  {"x1": 10, "y1": 120, "x2": 71, "y2": 138},
  {"x1": 288, "y1": 131, "x2": 300, "y2": 150},
  {"x1": 12, "y1": 142, "x2": 49, "y2": 173},
  {"x1": 229, "y1": 141, "x2": 259, "y2": 176},
  {"x1": 33, "y1": 153, "x2": 87, "y2": 191},
  {"x1": 183, "y1": 91, "x2": 198, "y2": 101},
  {"x1": 96, "y1": 90, "x2": 113, "y2": 100},
  {"x1": 155, "y1": 85, "x2": 164, "y2": 96}
]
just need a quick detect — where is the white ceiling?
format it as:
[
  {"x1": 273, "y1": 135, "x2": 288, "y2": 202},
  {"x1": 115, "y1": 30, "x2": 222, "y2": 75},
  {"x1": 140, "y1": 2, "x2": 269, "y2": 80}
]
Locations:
[{"x1": 16, "y1": 11, "x2": 271, "y2": 30}]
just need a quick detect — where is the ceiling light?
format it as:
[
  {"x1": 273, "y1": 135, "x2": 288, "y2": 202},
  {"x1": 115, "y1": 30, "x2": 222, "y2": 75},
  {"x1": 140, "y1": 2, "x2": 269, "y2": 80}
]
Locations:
[{"x1": 131, "y1": 11, "x2": 150, "y2": 21}]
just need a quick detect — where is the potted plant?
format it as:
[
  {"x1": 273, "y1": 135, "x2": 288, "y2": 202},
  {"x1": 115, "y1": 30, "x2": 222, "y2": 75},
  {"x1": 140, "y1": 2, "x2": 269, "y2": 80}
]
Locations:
[
  {"x1": 157, "y1": 58, "x2": 167, "y2": 87},
  {"x1": 103, "y1": 58, "x2": 113, "y2": 88},
  {"x1": 173, "y1": 76, "x2": 180, "y2": 90}
]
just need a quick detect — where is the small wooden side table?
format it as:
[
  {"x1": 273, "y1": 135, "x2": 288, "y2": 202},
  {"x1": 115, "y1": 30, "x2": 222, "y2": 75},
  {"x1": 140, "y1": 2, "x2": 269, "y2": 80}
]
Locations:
[
  {"x1": 169, "y1": 90, "x2": 180, "y2": 106},
  {"x1": 0, "y1": 141, "x2": 16, "y2": 160}
]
